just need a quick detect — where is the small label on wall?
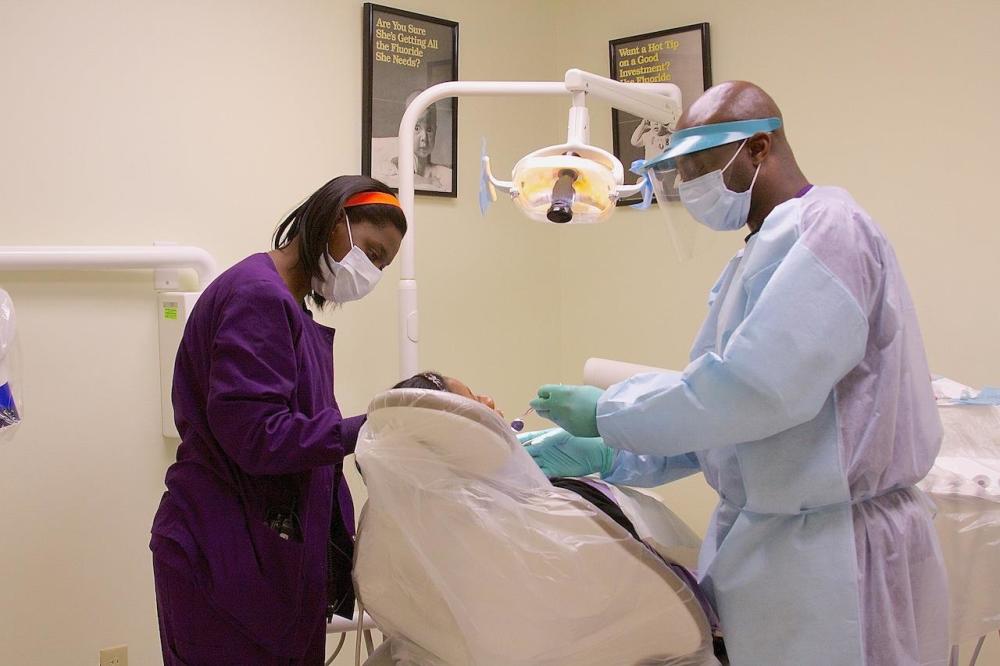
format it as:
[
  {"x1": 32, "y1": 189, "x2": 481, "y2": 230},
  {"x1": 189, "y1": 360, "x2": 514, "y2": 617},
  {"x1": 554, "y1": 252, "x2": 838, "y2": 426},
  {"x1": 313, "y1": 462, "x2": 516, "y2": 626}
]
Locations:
[{"x1": 163, "y1": 303, "x2": 178, "y2": 320}]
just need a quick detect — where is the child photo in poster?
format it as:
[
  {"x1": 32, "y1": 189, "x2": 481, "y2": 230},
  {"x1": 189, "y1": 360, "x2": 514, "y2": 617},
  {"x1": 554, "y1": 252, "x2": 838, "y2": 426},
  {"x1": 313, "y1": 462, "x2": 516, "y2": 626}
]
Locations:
[{"x1": 373, "y1": 91, "x2": 452, "y2": 192}]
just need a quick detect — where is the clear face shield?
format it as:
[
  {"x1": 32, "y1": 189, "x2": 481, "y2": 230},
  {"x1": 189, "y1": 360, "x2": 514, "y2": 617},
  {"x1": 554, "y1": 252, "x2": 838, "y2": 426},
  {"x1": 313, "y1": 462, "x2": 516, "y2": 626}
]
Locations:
[
  {"x1": 631, "y1": 117, "x2": 783, "y2": 259},
  {"x1": 639, "y1": 161, "x2": 694, "y2": 261}
]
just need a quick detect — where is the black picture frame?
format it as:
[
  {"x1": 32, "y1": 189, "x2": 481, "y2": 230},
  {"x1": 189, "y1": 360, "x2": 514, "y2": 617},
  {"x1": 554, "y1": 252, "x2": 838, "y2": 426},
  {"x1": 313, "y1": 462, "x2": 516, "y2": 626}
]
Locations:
[
  {"x1": 610, "y1": 23, "x2": 711, "y2": 205},
  {"x1": 362, "y1": 3, "x2": 459, "y2": 198}
]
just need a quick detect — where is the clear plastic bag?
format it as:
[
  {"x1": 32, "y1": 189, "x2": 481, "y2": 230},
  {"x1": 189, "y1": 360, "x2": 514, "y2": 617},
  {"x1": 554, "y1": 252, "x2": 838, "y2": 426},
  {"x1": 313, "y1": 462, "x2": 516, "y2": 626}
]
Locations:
[
  {"x1": 918, "y1": 398, "x2": 1000, "y2": 645},
  {"x1": 353, "y1": 388, "x2": 717, "y2": 666},
  {"x1": 0, "y1": 288, "x2": 22, "y2": 443}
]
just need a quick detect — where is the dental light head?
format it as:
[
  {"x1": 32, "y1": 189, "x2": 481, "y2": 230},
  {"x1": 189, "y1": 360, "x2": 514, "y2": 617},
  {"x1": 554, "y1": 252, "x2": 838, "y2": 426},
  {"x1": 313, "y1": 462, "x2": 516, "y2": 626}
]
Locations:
[
  {"x1": 480, "y1": 70, "x2": 682, "y2": 225},
  {"x1": 547, "y1": 169, "x2": 578, "y2": 223},
  {"x1": 503, "y1": 145, "x2": 624, "y2": 224}
]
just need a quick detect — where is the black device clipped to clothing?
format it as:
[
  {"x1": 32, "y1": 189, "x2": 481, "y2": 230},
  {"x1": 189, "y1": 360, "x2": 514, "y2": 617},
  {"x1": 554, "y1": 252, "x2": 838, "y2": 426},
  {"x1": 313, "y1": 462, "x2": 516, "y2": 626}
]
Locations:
[{"x1": 327, "y1": 463, "x2": 356, "y2": 621}]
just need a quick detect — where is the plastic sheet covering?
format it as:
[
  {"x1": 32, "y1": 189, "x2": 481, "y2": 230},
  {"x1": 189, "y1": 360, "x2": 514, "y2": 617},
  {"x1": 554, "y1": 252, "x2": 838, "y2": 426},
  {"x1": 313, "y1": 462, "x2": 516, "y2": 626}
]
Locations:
[
  {"x1": 353, "y1": 388, "x2": 718, "y2": 666},
  {"x1": 918, "y1": 398, "x2": 1000, "y2": 645},
  {"x1": 604, "y1": 484, "x2": 702, "y2": 571},
  {"x1": 0, "y1": 288, "x2": 22, "y2": 443}
]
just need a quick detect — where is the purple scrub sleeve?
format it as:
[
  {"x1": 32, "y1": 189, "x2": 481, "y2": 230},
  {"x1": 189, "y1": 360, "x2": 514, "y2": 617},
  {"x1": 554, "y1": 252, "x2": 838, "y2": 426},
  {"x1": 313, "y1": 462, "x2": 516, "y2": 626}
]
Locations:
[{"x1": 206, "y1": 276, "x2": 359, "y2": 475}]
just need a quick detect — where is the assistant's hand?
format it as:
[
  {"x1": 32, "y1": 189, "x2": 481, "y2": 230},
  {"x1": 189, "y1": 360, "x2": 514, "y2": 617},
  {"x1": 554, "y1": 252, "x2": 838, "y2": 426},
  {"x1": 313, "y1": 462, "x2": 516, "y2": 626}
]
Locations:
[
  {"x1": 529, "y1": 384, "x2": 603, "y2": 437},
  {"x1": 524, "y1": 428, "x2": 615, "y2": 478}
]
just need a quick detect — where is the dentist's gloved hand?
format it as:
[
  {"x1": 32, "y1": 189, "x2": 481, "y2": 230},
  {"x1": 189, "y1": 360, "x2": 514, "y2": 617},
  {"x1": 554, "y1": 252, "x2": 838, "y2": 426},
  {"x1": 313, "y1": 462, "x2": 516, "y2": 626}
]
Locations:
[
  {"x1": 523, "y1": 428, "x2": 615, "y2": 478},
  {"x1": 529, "y1": 384, "x2": 603, "y2": 437},
  {"x1": 516, "y1": 428, "x2": 559, "y2": 445}
]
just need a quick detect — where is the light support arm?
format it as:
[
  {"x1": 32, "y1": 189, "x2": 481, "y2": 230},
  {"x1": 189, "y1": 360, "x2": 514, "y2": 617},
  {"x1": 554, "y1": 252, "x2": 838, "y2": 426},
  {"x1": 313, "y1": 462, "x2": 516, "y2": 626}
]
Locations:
[
  {"x1": 397, "y1": 81, "x2": 570, "y2": 378},
  {"x1": 564, "y1": 69, "x2": 681, "y2": 125}
]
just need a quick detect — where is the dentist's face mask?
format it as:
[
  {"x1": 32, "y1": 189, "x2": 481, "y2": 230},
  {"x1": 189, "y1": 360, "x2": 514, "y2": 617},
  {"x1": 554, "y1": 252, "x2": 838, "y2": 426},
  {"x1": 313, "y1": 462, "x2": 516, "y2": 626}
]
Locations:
[
  {"x1": 678, "y1": 139, "x2": 760, "y2": 232},
  {"x1": 312, "y1": 214, "x2": 382, "y2": 304}
]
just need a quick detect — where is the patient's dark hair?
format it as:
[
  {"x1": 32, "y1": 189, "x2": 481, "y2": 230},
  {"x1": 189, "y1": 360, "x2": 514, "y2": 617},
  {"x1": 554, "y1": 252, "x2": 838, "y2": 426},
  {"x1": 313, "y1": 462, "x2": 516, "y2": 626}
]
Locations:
[{"x1": 393, "y1": 371, "x2": 449, "y2": 391}]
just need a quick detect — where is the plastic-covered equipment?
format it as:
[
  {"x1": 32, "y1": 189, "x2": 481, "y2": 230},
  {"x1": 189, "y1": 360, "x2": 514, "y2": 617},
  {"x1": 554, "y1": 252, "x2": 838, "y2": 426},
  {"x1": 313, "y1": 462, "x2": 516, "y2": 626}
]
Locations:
[
  {"x1": 0, "y1": 288, "x2": 21, "y2": 442},
  {"x1": 917, "y1": 388, "x2": 1000, "y2": 650},
  {"x1": 353, "y1": 388, "x2": 717, "y2": 666}
]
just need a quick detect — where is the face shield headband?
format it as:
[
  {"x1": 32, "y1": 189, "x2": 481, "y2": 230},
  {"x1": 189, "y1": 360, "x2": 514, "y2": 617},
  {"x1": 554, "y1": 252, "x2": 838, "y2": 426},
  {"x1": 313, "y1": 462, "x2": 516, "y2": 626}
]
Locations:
[{"x1": 633, "y1": 117, "x2": 782, "y2": 174}]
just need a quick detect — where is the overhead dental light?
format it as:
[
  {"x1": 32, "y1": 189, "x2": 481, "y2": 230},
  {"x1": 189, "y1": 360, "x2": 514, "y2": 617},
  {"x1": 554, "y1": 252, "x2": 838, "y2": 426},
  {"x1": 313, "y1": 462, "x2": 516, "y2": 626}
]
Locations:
[
  {"x1": 394, "y1": 70, "x2": 683, "y2": 378},
  {"x1": 480, "y1": 70, "x2": 682, "y2": 224}
]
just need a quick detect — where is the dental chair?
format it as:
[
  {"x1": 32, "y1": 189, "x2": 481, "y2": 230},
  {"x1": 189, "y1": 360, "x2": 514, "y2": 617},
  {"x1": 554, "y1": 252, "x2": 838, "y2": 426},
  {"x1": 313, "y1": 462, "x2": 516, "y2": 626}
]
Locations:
[
  {"x1": 352, "y1": 388, "x2": 719, "y2": 666},
  {"x1": 918, "y1": 395, "x2": 1000, "y2": 666}
]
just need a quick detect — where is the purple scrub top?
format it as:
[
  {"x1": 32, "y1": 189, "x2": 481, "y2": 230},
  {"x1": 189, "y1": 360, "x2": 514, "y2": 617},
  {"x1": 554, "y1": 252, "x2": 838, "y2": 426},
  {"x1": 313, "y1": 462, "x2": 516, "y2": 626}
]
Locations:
[{"x1": 151, "y1": 253, "x2": 365, "y2": 657}]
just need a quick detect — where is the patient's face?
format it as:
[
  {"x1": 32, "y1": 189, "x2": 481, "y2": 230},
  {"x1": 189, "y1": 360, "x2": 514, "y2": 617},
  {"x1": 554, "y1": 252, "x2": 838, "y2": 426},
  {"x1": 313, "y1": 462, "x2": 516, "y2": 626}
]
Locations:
[{"x1": 444, "y1": 377, "x2": 500, "y2": 414}]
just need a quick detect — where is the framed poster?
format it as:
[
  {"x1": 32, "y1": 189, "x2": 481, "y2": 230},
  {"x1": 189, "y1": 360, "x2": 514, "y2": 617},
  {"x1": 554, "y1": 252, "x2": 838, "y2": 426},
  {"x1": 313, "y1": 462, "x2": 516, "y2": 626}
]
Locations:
[
  {"x1": 363, "y1": 3, "x2": 459, "y2": 197},
  {"x1": 610, "y1": 23, "x2": 711, "y2": 204}
]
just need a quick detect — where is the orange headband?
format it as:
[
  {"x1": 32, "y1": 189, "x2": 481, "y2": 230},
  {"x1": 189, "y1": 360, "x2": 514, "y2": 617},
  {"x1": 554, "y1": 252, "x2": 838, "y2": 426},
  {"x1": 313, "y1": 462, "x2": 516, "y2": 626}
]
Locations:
[{"x1": 344, "y1": 191, "x2": 402, "y2": 209}]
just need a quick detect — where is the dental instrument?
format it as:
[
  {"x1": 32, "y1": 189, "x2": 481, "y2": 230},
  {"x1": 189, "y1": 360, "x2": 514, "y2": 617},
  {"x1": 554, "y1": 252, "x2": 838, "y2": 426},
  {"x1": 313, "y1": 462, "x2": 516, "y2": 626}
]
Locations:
[{"x1": 510, "y1": 407, "x2": 534, "y2": 432}]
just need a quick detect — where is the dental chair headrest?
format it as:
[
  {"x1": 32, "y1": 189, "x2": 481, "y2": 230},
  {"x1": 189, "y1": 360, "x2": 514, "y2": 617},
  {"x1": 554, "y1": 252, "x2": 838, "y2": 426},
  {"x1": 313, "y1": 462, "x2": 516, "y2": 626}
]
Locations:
[{"x1": 361, "y1": 388, "x2": 521, "y2": 479}]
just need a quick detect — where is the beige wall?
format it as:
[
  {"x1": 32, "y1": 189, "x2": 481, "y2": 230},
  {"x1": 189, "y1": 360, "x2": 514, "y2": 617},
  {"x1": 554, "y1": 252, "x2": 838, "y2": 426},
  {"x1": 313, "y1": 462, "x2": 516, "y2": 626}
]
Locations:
[
  {"x1": 1, "y1": 0, "x2": 997, "y2": 663},
  {"x1": 0, "y1": 1, "x2": 563, "y2": 663}
]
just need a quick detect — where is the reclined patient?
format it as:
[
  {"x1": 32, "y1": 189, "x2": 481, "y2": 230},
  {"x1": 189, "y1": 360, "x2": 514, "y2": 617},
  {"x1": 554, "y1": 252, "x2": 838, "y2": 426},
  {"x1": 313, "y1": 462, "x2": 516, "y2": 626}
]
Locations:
[
  {"x1": 391, "y1": 372, "x2": 710, "y2": 581},
  {"x1": 353, "y1": 371, "x2": 722, "y2": 665}
]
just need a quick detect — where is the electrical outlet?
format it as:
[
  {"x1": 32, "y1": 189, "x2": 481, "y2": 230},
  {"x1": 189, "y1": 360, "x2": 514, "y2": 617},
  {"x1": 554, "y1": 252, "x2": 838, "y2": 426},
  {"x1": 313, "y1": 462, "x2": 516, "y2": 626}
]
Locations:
[{"x1": 99, "y1": 645, "x2": 127, "y2": 666}]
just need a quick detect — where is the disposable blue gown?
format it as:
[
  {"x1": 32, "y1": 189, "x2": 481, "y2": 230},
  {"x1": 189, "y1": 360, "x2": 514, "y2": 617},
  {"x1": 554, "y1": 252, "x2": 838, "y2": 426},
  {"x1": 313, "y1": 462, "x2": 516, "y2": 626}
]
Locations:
[{"x1": 598, "y1": 187, "x2": 949, "y2": 666}]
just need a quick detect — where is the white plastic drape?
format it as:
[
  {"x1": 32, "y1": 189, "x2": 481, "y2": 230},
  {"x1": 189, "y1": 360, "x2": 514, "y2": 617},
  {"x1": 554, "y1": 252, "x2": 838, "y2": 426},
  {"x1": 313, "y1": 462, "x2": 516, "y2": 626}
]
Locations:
[{"x1": 353, "y1": 389, "x2": 717, "y2": 666}]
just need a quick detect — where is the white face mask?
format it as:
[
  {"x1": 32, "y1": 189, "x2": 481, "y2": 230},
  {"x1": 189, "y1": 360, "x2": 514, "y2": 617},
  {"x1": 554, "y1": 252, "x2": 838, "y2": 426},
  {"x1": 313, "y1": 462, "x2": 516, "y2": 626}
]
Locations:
[
  {"x1": 678, "y1": 139, "x2": 761, "y2": 232},
  {"x1": 311, "y1": 214, "x2": 382, "y2": 304}
]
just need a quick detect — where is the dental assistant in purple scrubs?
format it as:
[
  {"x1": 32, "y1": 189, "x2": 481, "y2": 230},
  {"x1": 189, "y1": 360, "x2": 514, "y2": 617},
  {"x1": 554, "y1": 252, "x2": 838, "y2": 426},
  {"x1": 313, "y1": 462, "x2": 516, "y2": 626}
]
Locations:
[{"x1": 150, "y1": 176, "x2": 406, "y2": 665}]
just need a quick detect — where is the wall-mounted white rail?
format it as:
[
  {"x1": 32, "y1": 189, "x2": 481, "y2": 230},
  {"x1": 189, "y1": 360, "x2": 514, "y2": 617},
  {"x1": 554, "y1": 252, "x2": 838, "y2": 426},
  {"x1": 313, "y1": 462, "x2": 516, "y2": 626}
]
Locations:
[
  {"x1": 0, "y1": 245, "x2": 217, "y2": 289},
  {"x1": 0, "y1": 244, "x2": 218, "y2": 437}
]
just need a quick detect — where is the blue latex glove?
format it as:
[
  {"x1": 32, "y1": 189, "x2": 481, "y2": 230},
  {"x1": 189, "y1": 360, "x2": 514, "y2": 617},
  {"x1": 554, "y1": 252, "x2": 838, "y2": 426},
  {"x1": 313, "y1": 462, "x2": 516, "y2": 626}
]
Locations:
[
  {"x1": 529, "y1": 384, "x2": 603, "y2": 437},
  {"x1": 524, "y1": 428, "x2": 615, "y2": 478}
]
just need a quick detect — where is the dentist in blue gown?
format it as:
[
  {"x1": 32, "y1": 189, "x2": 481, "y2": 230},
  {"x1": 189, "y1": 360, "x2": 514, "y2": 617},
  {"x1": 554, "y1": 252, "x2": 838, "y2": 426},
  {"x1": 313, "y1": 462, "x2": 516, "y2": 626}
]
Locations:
[{"x1": 523, "y1": 82, "x2": 949, "y2": 666}]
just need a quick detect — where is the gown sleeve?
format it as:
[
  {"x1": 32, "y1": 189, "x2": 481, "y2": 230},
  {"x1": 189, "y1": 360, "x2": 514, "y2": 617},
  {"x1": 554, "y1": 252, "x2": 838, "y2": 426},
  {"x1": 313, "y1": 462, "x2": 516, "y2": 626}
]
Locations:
[
  {"x1": 597, "y1": 234, "x2": 870, "y2": 460},
  {"x1": 205, "y1": 280, "x2": 362, "y2": 475},
  {"x1": 603, "y1": 450, "x2": 701, "y2": 488}
]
